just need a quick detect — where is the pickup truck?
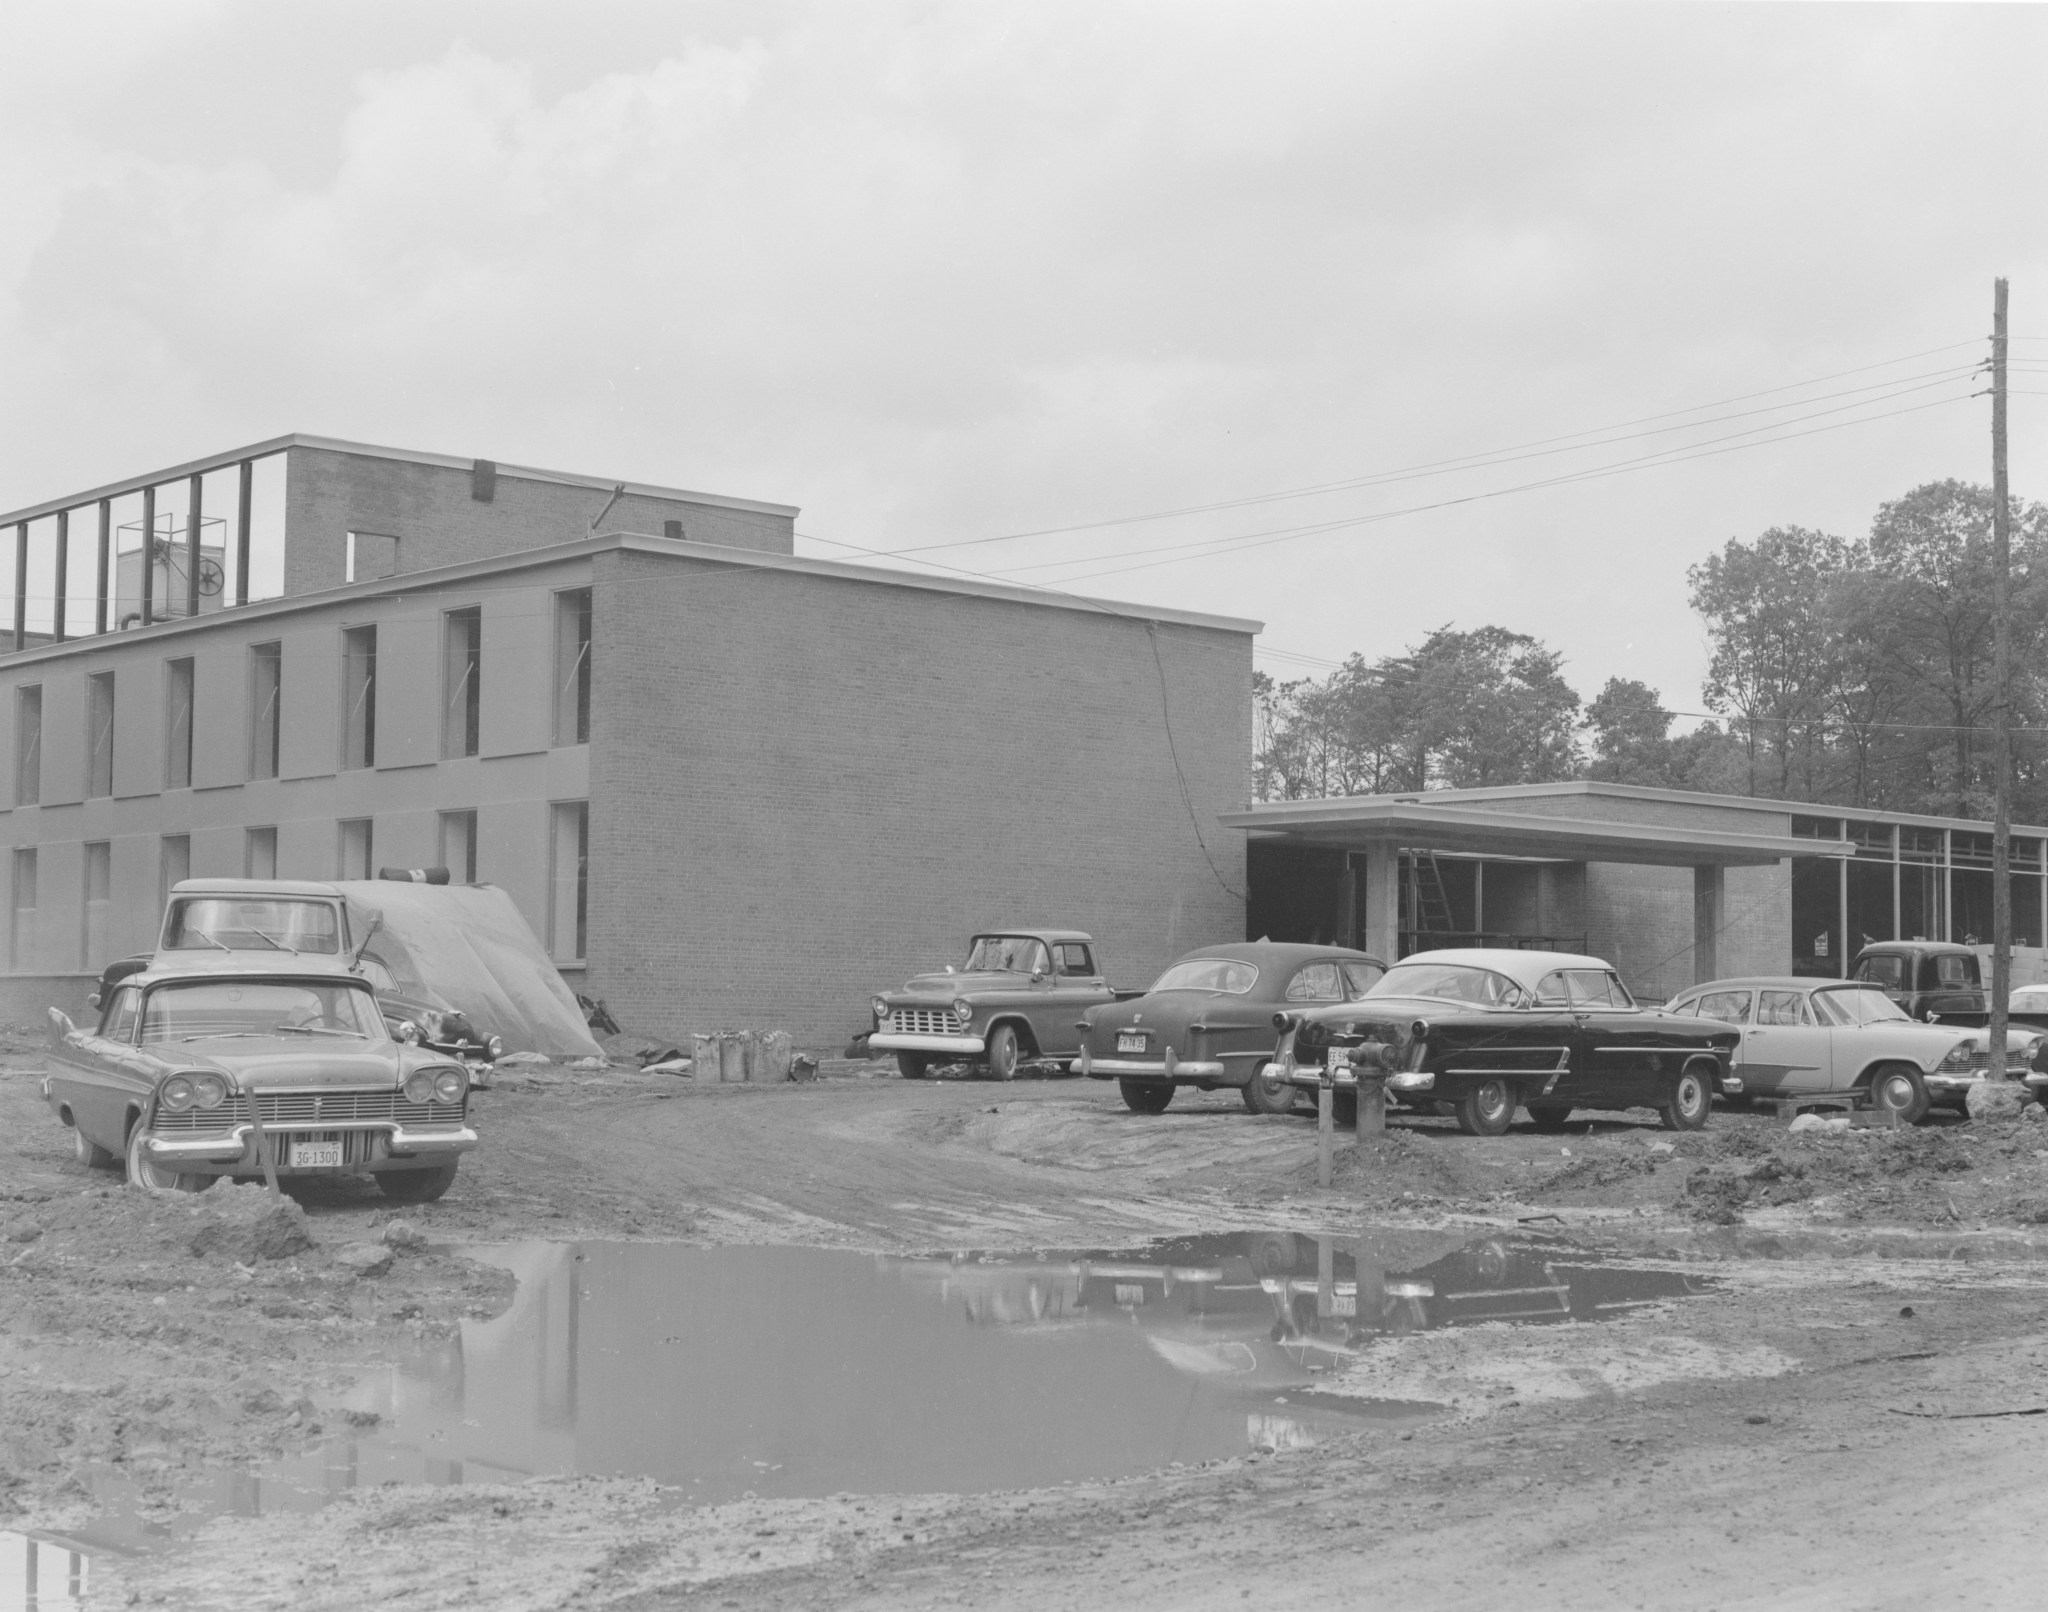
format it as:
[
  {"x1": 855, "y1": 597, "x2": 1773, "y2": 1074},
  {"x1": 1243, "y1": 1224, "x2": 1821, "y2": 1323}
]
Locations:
[
  {"x1": 1850, "y1": 940, "x2": 2048, "y2": 1030},
  {"x1": 867, "y1": 930, "x2": 1141, "y2": 1080}
]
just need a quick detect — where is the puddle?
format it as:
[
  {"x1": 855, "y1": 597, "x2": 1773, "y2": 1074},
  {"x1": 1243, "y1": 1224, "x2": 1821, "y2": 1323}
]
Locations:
[
  {"x1": 52, "y1": 1230, "x2": 1716, "y2": 1557},
  {"x1": 0, "y1": 1530, "x2": 89, "y2": 1612}
]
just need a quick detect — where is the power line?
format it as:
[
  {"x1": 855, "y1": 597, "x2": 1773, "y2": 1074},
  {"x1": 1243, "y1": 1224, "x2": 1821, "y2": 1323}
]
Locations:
[{"x1": 870, "y1": 339, "x2": 1990, "y2": 558}]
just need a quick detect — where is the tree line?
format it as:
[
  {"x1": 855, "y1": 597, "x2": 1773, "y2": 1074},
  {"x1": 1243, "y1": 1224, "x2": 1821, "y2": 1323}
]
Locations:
[{"x1": 1253, "y1": 479, "x2": 2048, "y2": 821}]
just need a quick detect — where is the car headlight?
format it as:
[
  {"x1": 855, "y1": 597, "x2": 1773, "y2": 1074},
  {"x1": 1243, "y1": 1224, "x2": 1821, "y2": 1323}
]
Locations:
[
  {"x1": 872, "y1": 997, "x2": 889, "y2": 1021},
  {"x1": 1940, "y1": 1042, "x2": 1976, "y2": 1069},
  {"x1": 190, "y1": 1073, "x2": 228, "y2": 1109},
  {"x1": 485, "y1": 1034, "x2": 505, "y2": 1061},
  {"x1": 953, "y1": 1000, "x2": 973, "y2": 1022},
  {"x1": 403, "y1": 1071, "x2": 438, "y2": 1105},
  {"x1": 433, "y1": 1067, "x2": 468, "y2": 1104},
  {"x1": 159, "y1": 1074, "x2": 195, "y2": 1112}
]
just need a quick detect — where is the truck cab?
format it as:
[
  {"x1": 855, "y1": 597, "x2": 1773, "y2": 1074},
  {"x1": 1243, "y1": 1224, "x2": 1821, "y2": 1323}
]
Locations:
[{"x1": 1849, "y1": 941, "x2": 1986, "y2": 1022}]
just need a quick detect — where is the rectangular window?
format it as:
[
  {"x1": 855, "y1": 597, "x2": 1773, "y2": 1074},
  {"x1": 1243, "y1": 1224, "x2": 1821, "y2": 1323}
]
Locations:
[
  {"x1": 549, "y1": 800, "x2": 588, "y2": 962},
  {"x1": 245, "y1": 825, "x2": 277, "y2": 880},
  {"x1": 165, "y1": 657, "x2": 194, "y2": 790},
  {"x1": 15, "y1": 685, "x2": 41, "y2": 806},
  {"x1": 82, "y1": 841, "x2": 110, "y2": 969},
  {"x1": 11, "y1": 847, "x2": 34, "y2": 968},
  {"x1": 553, "y1": 588, "x2": 592, "y2": 746},
  {"x1": 342, "y1": 625, "x2": 377, "y2": 769},
  {"x1": 86, "y1": 672, "x2": 115, "y2": 797},
  {"x1": 159, "y1": 833, "x2": 191, "y2": 913},
  {"x1": 442, "y1": 606, "x2": 481, "y2": 759},
  {"x1": 345, "y1": 530, "x2": 400, "y2": 583},
  {"x1": 439, "y1": 808, "x2": 478, "y2": 883},
  {"x1": 338, "y1": 817, "x2": 373, "y2": 880},
  {"x1": 250, "y1": 641, "x2": 282, "y2": 779}
]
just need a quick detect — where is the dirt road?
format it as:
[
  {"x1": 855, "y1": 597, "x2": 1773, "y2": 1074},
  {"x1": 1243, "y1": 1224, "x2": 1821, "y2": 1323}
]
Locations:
[{"x1": 6, "y1": 1047, "x2": 2048, "y2": 1610}]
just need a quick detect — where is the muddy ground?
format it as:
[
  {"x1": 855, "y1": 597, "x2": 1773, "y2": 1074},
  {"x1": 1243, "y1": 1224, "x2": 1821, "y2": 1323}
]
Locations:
[{"x1": 6, "y1": 1038, "x2": 2048, "y2": 1609}]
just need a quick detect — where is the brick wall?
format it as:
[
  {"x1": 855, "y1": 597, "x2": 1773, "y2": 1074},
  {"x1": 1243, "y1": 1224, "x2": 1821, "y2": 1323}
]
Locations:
[
  {"x1": 585, "y1": 548, "x2": 1253, "y2": 1046},
  {"x1": 284, "y1": 446, "x2": 794, "y2": 596}
]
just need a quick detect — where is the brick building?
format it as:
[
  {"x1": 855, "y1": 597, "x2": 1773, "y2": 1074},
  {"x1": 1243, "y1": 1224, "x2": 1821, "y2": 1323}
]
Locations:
[{"x1": 0, "y1": 436, "x2": 1256, "y2": 1043}]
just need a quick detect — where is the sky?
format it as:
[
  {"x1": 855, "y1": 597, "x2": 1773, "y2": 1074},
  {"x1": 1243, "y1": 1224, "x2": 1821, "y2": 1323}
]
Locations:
[{"x1": 2, "y1": 0, "x2": 2046, "y2": 719}]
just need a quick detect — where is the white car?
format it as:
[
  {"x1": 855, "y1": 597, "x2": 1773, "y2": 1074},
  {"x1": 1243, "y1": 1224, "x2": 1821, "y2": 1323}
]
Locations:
[{"x1": 1664, "y1": 976, "x2": 2007, "y2": 1123}]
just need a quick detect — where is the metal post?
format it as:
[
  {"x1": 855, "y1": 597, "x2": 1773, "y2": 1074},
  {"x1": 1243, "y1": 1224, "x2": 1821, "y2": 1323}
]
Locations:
[
  {"x1": 95, "y1": 498, "x2": 110, "y2": 634},
  {"x1": 140, "y1": 484, "x2": 155, "y2": 626},
  {"x1": 1990, "y1": 277, "x2": 2013, "y2": 1079},
  {"x1": 12, "y1": 521, "x2": 26, "y2": 652},
  {"x1": 186, "y1": 474, "x2": 203, "y2": 619},
  {"x1": 52, "y1": 509, "x2": 68, "y2": 643},
  {"x1": 1318, "y1": 1076, "x2": 1334, "y2": 1188},
  {"x1": 235, "y1": 459, "x2": 252, "y2": 606}
]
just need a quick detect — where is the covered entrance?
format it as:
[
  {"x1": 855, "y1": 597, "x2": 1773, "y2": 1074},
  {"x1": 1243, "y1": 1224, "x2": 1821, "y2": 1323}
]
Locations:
[{"x1": 1224, "y1": 794, "x2": 1851, "y2": 987}]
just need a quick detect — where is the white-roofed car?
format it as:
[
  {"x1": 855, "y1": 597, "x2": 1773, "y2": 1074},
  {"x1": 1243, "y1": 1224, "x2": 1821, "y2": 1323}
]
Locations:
[
  {"x1": 1664, "y1": 976, "x2": 2007, "y2": 1123},
  {"x1": 1269, "y1": 949, "x2": 1739, "y2": 1136}
]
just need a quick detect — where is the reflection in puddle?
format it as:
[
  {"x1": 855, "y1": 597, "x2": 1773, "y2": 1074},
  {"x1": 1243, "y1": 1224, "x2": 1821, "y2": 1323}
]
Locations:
[
  {"x1": 0, "y1": 1530, "x2": 88, "y2": 1612},
  {"x1": 57, "y1": 1231, "x2": 1717, "y2": 1549}
]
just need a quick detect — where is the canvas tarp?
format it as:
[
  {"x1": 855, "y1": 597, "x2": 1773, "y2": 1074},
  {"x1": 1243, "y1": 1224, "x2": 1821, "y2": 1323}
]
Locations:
[{"x1": 333, "y1": 881, "x2": 603, "y2": 1060}]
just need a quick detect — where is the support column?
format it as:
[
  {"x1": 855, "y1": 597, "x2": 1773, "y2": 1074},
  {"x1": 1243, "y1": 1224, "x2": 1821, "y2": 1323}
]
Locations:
[
  {"x1": 1694, "y1": 864, "x2": 1725, "y2": 985},
  {"x1": 1361, "y1": 840, "x2": 1400, "y2": 962},
  {"x1": 1336, "y1": 855, "x2": 1358, "y2": 950}
]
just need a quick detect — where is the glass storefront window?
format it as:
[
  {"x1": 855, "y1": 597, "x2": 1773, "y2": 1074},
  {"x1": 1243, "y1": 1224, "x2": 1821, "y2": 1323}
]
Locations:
[
  {"x1": 1791, "y1": 855, "x2": 1842, "y2": 977},
  {"x1": 1846, "y1": 858, "x2": 1894, "y2": 950}
]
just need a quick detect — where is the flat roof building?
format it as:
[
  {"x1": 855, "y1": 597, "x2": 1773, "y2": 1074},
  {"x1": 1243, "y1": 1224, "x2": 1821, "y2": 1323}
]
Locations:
[{"x1": 1, "y1": 437, "x2": 1256, "y2": 1043}]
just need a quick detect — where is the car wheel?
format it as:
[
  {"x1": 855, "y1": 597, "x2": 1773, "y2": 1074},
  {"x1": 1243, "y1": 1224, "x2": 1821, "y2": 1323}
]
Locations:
[
  {"x1": 986, "y1": 1025, "x2": 1022, "y2": 1082},
  {"x1": 378, "y1": 1161, "x2": 460, "y2": 1204},
  {"x1": 1453, "y1": 1079, "x2": 1515, "y2": 1137},
  {"x1": 896, "y1": 1052, "x2": 930, "y2": 1080},
  {"x1": 124, "y1": 1124, "x2": 214, "y2": 1195},
  {"x1": 1867, "y1": 1062, "x2": 1931, "y2": 1125},
  {"x1": 1242, "y1": 1063, "x2": 1299, "y2": 1116},
  {"x1": 74, "y1": 1126, "x2": 117, "y2": 1170},
  {"x1": 1119, "y1": 1079, "x2": 1174, "y2": 1114},
  {"x1": 1526, "y1": 1103, "x2": 1574, "y2": 1132},
  {"x1": 1659, "y1": 1066, "x2": 1713, "y2": 1131}
]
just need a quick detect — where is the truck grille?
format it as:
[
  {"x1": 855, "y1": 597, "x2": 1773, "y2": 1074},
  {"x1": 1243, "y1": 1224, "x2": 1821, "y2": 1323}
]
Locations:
[
  {"x1": 152, "y1": 1090, "x2": 465, "y2": 1132},
  {"x1": 885, "y1": 1007, "x2": 966, "y2": 1036}
]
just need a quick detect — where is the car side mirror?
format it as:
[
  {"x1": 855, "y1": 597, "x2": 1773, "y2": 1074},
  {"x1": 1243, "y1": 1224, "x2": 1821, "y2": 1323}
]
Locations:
[
  {"x1": 1032, "y1": 969, "x2": 1047, "y2": 983},
  {"x1": 86, "y1": 993, "x2": 100, "y2": 1012}
]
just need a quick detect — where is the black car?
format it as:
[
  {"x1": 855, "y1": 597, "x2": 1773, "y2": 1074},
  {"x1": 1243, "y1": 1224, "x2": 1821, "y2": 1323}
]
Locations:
[{"x1": 1272, "y1": 948, "x2": 1739, "y2": 1135}]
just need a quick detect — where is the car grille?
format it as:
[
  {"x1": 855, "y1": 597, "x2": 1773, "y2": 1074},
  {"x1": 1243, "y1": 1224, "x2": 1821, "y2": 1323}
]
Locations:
[
  {"x1": 151, "y1": 1090, "x2": 465, "y2": 1132},
  {"x1": 885, "y1": 1008, "x2": 967, "y2": 1036}
]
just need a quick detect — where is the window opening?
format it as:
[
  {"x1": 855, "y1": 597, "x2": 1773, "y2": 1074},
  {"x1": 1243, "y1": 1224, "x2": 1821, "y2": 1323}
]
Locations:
[
  {"x1": 554, "y1": 588, "x2": 592, "y2": 746},
  {"x1": 443, "y1": 607, "x2": 481, "y2": 758},
  {"x1": 342, "y1": 626, "x2": 376, "y2": 769},
  {"x1": 86, "y1": 673, "x2": 114, "y2": 797},
  {"x1": 250, "y1": 642, "x2": 281, "y2": 779},
  {"x1": 165, "y1": 658, "x2": 194, "y2": 790}
]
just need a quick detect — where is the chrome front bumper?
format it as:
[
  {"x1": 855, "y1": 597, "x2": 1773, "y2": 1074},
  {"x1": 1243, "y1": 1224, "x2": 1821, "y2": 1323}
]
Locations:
[
  {"x1": 143, "y1": 1123, "x2": 480, "y2": 1164},
  {"x1": 869, "y1": 1032, "x2": 986, "y2": 1055},
  {"x1": 1078, "y1": 1044, "x2": 1224, "y2": 1080}
]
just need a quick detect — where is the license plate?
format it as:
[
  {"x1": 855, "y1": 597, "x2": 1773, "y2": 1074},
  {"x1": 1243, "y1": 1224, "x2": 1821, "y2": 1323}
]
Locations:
[
  {"x1": 290, "y1": 1136, "x2": 344, "y2": 1168},
  {"x1": 1326, "y1": 1047, "x2": 1348, "y2": 1072},
  {"x1": 1117, "y1": 1031, "x2": 1147, "y2": 1053},
  {"x1": 1333, "y1": 1294, "x2": 1357, "y2": 1317},
  {"x1": 1114, "y1": 1284, "x2": 1147, "y2": 1306}
]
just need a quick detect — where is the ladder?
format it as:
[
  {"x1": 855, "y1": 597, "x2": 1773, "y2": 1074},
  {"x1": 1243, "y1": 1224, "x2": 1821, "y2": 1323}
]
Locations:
[{"x1": 1410, "y1": 851, "x2": 1457, "y2": 937}]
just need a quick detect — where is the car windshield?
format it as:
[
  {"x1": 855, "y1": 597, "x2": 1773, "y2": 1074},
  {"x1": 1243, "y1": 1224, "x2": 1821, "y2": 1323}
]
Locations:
[
  {"x1": 963, "y1": 936, "x2": 1050, "y2": 974},
  {"x1": 1152, "y1": 958, "x2": 1259, "y2": 994},
  {"x1": 163, "y1": 897, "x2": 342, "y2": 955},
  {"x1": 139, "y1": 979, "x2": 385, "y2": 1044},
  {"x1": 1812, "y1": 987, "x2": 1914, "y2": 1027},
  {"x1": 1366, "y1": 962, "x2": 1527, "y2": 1008}
]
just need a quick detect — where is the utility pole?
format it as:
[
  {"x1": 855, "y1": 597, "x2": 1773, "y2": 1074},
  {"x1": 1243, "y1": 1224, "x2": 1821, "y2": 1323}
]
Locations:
[{"x1": 1990, "y1": 277, "x2": 2013, "y2": 1082}]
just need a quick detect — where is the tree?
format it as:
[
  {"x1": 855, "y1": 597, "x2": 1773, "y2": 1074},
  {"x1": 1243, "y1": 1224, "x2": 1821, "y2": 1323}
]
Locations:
[{"x1": 1687, "y1": 527, "x2": 1849, "y2": 798}]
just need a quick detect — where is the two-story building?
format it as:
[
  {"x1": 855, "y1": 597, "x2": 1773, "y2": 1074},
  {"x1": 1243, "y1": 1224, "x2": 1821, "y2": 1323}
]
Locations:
[{"x1": 0, "y1": 436, "x2": 1257, "y2": 1044}]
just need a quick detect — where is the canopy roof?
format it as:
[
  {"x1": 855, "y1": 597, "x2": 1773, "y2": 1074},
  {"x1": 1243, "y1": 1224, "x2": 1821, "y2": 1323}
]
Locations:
[{"x1": 1219, "y1": 796, "x2": 1854, "y2": 868}]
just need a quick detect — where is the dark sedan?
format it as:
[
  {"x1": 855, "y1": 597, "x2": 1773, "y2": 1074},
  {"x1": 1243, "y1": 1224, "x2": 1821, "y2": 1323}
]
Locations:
[
  {"x1": 1272, "y1": 948, "x2": 1739, "y2": 1135},
  {"x1": 1078, "y1": 942, "x2": 1386, "y2": 1114}
]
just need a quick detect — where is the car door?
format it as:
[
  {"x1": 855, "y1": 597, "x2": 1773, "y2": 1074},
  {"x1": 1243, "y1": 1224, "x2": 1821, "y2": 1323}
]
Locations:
[
  {"x1": 1745, "y1": 989, "x2": 1831, "y2": 1095},
  {"x1": 1034, "y1": 940, "x2": 1096, "y2": 1056},
  {"x1": 56, "y1": 985, "x2": 147, "y2": 1154},
  {"x1": 1526, "y1": 970, "x2": 1600, "y2": 1102}
]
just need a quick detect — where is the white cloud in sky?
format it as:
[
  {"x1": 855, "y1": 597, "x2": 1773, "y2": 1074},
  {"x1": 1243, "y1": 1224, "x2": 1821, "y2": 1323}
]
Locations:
[{"x1": 2, "y1": 1, "x2": 2045, "y2": 715}]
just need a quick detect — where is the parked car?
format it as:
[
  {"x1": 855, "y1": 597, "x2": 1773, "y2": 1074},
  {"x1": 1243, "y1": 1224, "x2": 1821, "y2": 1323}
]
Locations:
[
  {"x1": 868, "y1": 930, "x2": 1130, "y2": 1080},
  {"x1": 1268, "y1": 949, "x2": 1738, "y2": 1135},
  {"x1": 1076, "y1": 942, "x2": 1387, "y2": 1114},
  {"x1": 1848, "y1": 941, "x2": 1991, "y2": 1023},
  {"x1": 1664, "y1": 976, "x2": 2004, "y2": 1122},
  {"x1": 43, "y1": 956, "x2": 480, "y2": 1200}
]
